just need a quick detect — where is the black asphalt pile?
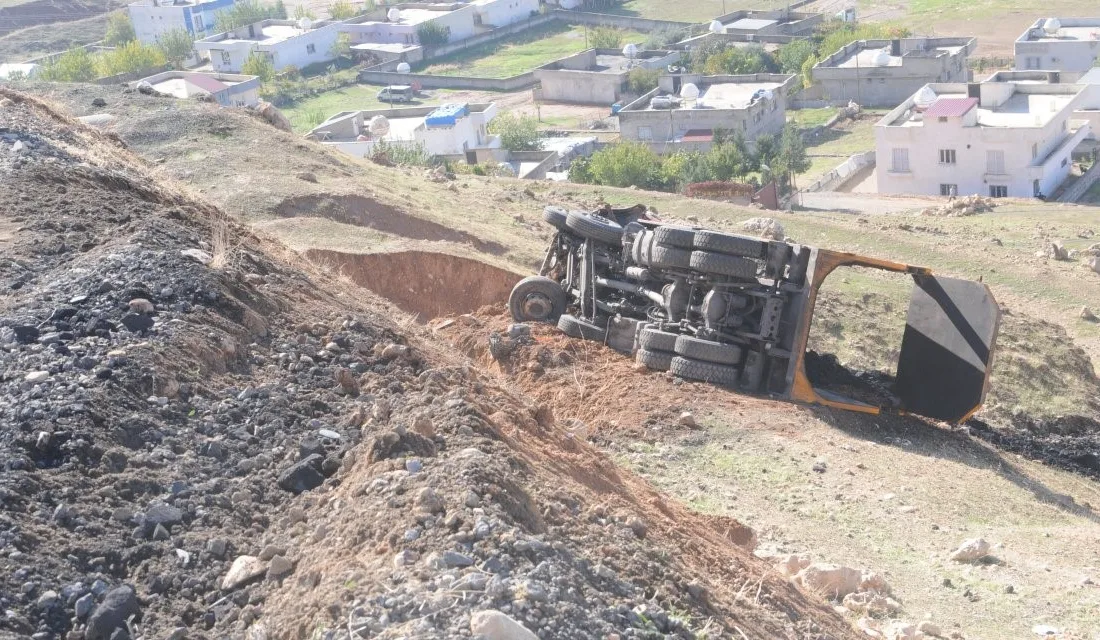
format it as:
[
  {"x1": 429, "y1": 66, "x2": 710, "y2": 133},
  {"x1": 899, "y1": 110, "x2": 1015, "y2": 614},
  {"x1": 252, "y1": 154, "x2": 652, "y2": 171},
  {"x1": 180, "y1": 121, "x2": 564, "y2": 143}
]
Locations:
[{"x1": 0, "y1": 90, "x2": 858, "y2": 640}]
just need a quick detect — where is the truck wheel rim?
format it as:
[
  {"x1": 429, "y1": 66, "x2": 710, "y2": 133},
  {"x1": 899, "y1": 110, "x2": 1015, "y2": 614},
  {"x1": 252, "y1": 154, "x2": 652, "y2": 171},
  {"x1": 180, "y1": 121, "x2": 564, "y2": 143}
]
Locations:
[{"x1": 522, "y1": 293, "x2": 552, "y2": 319}]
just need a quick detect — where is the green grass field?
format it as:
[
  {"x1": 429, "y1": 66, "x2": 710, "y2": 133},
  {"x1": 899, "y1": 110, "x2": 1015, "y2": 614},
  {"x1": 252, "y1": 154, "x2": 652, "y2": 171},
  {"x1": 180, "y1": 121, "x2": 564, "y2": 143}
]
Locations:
[
  {"x1": 420, "y1": 23, "x2": 646, "y2": 79},
  {"x1": 800, "y1": 112, "x2": 883, "y2": 184},
  {"x1": 603, "y1": 0, "x2": 786, "y2": 23},
  {"x1": 281, "y1": 85, "x2": 468, "y2": 132},
  {"x1": 787, "y1": 107, "x2": 836, "y2": 129}
]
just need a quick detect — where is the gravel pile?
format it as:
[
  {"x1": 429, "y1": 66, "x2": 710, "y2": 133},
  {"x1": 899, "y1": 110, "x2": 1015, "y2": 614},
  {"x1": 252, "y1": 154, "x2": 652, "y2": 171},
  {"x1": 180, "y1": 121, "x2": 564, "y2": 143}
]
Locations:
[{"x1": 0, "y1": 89, "x2": 857, "y2": 640}]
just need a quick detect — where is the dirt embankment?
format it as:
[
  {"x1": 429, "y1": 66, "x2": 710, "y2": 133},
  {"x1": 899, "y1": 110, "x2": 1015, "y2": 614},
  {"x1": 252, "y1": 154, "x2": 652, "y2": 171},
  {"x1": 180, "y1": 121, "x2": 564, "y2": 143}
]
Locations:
[
  {"x1": 0, "y1": 89, "x2": 859, "y2": 640},
  {"x1": 0, "y1": 0, "x2": 123, "y2": 37}
]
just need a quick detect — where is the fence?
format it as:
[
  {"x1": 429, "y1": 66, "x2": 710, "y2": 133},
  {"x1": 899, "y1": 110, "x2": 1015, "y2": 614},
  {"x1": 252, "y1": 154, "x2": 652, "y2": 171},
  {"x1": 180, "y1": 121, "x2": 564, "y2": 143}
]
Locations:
[
  {"x1": 803, "y1": 151, "x2": 875, "y2": 192},
  {"x1": 1058, "y1": 160, "x2": 1100, "y2": 203},
  {"x1": 549, "y1": 9, "x2": 696, "y2": 34},
  {"x1": 423, "y1": 13, "x2": 557, "y2": 59},
  {"x1": 358, "y1": 67, "x2": 538, "y2": 91}
]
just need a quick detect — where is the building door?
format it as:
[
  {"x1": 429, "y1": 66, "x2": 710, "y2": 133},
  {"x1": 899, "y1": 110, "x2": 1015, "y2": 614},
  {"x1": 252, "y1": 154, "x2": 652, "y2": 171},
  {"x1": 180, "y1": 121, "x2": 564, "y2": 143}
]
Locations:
[
  {"x1": 247, "y1": 24, "x2": 255, "y2": 38},
  {"x1": 1033, "y1": 179, "x2": 1042, "y2": 197},
  {"x1": 465, "y1": 150, "x2": 478, "y2": 165}
]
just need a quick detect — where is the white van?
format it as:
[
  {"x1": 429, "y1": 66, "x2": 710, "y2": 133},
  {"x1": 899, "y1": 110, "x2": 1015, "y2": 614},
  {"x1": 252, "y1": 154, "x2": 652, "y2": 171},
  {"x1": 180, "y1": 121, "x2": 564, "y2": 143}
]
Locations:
[{"x1": 376, "y1": 85, "x2": 414, "y2": 103}]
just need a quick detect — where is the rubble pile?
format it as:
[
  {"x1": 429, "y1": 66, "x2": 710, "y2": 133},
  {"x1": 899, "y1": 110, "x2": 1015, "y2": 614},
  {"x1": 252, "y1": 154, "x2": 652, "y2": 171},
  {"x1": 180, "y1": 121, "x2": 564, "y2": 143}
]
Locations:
[{"x1": 919, "y1": 195, "x2": 996, "y2": 217}]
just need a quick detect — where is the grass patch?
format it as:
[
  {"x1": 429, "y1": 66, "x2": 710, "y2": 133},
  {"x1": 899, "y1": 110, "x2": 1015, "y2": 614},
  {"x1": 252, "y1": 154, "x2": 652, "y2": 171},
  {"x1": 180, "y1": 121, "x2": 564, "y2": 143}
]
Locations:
[
  {"x1": 281, "y1": 84, "x2": 466, "y2": 132},
  {"x1": 604, "y1": 0, "x2": 786, "y2": 22},
  {"x1": 420, "y1": 23, "x2": 645, "y2": 79},
  {"x1": 788, "y1": 107, "x2": 837, "y2": 130},
  {"x1": 799, "y1": 112, "x2": 883, "y2": 184}
]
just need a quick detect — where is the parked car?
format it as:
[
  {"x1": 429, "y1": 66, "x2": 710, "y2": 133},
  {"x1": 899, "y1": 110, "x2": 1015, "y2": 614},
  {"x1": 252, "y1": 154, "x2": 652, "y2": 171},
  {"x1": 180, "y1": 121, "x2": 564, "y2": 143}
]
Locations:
[
  {"x1": 508, "y1": 205, "x2": 1001, "y2": 423},
  {"x1": 376, "y1": 85, "x2": 414, "y2": 103}
]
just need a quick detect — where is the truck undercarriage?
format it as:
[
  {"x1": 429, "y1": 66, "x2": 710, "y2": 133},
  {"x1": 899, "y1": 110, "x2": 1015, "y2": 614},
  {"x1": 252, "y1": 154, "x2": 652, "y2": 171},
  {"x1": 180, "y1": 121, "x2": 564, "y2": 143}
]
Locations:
[{"x1": 509, "y1": 205, "x2": 1001, "y2": 424}]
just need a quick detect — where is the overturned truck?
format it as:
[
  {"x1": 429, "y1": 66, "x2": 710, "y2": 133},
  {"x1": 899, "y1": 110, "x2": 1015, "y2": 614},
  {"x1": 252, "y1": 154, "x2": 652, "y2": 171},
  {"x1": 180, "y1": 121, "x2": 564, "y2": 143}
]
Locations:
[{"x1": 509, "y1": 205, "x2": 1000, "y2": 424}]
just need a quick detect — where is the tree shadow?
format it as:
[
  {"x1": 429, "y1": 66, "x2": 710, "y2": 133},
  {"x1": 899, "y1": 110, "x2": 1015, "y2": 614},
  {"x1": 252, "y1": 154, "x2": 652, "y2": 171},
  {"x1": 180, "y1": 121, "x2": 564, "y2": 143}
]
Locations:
[{"x1": 811, "y1": 407, "x2": 1100, "y2": 524}]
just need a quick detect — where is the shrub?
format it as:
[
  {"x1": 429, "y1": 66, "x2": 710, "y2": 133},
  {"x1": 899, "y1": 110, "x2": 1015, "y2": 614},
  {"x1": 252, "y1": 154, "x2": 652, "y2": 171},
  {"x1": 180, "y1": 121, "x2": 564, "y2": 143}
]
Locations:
[
  {"x1": 104, "y1": 11, "x2": 136, "y2": 47},
  {"x1": 328, "y1": 0, "x2": 358, "y2": 20},
  {"x1": 215, "y1": 1, "x2": 286, "y2": 32},
  {"x1": 643, "y1": 27, "x2": 686, "y2": 50},
  {"x1": 585, "y1": 141, "x2": 662, "y2": 189},
  {"x1": 157, "y1": 29, "x2": 195, "y2": 69},
  {"x1": 371, "y1": 140, "x2": 432, "y2": 166},
  {"x1": 96, "y1": 40, "x2": 167, "y2": 77},
  {"x1": 417, "y1": 22, "x2": 450, "y2": 47},
  {"x1": 776, "y1": 39, "x2": 814, "y2": 74},
  {"x1": 293, "y1": 5, "x2": 316, "y2": 20},
  {"x1": 626, "y1": 67, "x2": 659, "y2": 95},
  {"x1": 242, "y1": 51, "x2": 275, "y2": 82},
  {"x1": 590, "y1": 26, "x2": 624, "y2": 49},
  {"x1": 490, "y1": 113, "x2": 542, "y2": 152}
]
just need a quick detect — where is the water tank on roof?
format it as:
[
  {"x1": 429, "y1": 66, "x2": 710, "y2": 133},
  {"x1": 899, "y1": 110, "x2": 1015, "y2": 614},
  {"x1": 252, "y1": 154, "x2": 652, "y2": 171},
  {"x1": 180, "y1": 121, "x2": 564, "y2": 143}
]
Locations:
[
  {"x1": 680, "y1": 83, "x2": 700, "y2": 100},
  {"x1": 298, "y1": 17, "x2": 312, "y2": 30},
  {"x1": 387, "y1": 7, "x2": 402, "y2": 22},
  {"x1": 870, "y1": 48, "x2": 891, "y2": 66},
  {"x1": 1043, "y1": 18, "x2": 1061, "y2": 35},
  {"x1": 396, "y1": 62, "x2": 411, "y2": 73},
  {"x1": 622, "y1": 43, "x2": 638, "y2": 59},
  {"x1": 709, "y1": 20, "x2": 725, "y2": 34},
  {"x1": 651, "y1": 95, "x2": 674, "y2": 110},
  {"x1": 368, "y1": 115, "x2": 390, "y2": 138},
  {"x1": 914, "y1": 85, "x2": 937, "y2": 108}
]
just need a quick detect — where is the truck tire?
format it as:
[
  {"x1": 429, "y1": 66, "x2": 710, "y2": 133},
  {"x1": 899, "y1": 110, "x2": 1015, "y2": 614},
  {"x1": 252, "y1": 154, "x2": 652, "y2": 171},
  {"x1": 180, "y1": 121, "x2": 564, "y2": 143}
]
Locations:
[
  {"x1": 636, "y1": 348, "x2": 673, "y2": 371},
  {"x1": 653, "y1": 226, "x2": 695, "y2": 249},
  {"x1": 638, "y1": 325, "x2": 678, "y2": 352},
  {"x1": 670, "y1": 356, "x2": 741, "y2": 386},
  {"x1": 690, "y1": 250, "x2": 758, "y2": 280},
  {"x1": 565, "y1": 211, "x2": 623, "y2": 245},
  {"x1": 649, "y1": 245, "x2": 691, "y2": 269},
  {"x1": 542, "y1": 206, "x2": 569, "y2": 230},
  {"x1": 674, "y1": 335, "x2": 743, "y2": 365},
  {"x1": 557, "y1": 314, "x2": 607, "y2": 342},
  {"x1": 693, "y1": 230, "x2": 767, "y2": 259},
  {"x1": 509, "y1": 276, "x2": 567, "y2": 324}
]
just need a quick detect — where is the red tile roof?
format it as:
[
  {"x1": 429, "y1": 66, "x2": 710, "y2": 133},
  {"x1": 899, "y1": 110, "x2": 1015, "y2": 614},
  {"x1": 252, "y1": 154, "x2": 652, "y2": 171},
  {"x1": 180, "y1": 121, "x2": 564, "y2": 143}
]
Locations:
[
  {"x1": 681, "y1": 129, "x2": 714, "y2": 142},
  {"x1": 924, "y1": 97, "x2": 977, "y2": 118},
  {"x1": 181, "y1": 73, "x2": 229, "y2": 94}
]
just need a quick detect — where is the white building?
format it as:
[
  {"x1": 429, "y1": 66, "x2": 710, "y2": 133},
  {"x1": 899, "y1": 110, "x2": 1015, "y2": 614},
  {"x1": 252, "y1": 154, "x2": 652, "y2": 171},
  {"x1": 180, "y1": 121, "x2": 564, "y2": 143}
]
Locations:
[
  {"x1": 0, "y1": 63, "x2": 39, "y2": 81},
  {"x1": 128, "y1": 0, "x2": 234, "y2": 45},
  {"x1": 195, "y1": 18, "x2": 342, "y2": 73},
  {"x1": 1015, "y1": 18, "x2": 1100, "y2": 73},
  {"x1": 308, "y1": 102, "x2": 500, "y2": 159},
  {"x1": 338, "y1": 4, "x2": 479, "y2": 48},
  {"x1": 875, "y1": 81, "x2": 1092, "y2": 198},
  {"x1": 469, "y1": 0, "x2": 540, "y2": 28},
  {"x1": 135, "y1": 70, "x2": 261, "y2": 106}
]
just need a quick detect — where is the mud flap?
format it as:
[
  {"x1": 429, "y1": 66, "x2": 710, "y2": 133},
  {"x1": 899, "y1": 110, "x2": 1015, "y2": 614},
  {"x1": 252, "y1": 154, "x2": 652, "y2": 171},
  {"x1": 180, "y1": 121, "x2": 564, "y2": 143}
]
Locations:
[
  {"x1": 895, "y1": 276, "x2": 1000, "y2": 423},
  {"x1": 607, "y1": 316, "x2": 642, "y2": 355}
]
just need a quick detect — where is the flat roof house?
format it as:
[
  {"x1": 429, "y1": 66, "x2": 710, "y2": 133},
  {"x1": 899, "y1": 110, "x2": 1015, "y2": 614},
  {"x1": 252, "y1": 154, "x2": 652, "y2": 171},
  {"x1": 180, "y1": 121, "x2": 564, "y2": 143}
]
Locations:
[
  {"x1": 128, "y1": 0, "x2": 233, "y2": 45},
  {"x1": 469, "y1": 0, "x2": 540, "y2": 28},
  {"x1": 617, "y1": 73, "x2": 797, "y2": 151},
  {"x1": 1015, "y1": 18, "x2": 1100, "y2": 73},
  {"x1": 875, "y1": 80, "x2": 1091, "y2": 198},
  {"x1": 338, "y1": 4, "x2": 479, "y2": 48},
  {"x1": 308, "y1": 102, "x2": 500, "y2": 159},
  {"x1": 135, "y1": 70, "x2": 261, "y2": 106},
  {"x1": 534, "y1": 48, "x2": 679, "y2": 105},
  {"x1": 812, "y1": 37, "x2": 975, "y2": 107},
  {"x1": 195, "y1": 18, "x2": 343, "y2": 73}
]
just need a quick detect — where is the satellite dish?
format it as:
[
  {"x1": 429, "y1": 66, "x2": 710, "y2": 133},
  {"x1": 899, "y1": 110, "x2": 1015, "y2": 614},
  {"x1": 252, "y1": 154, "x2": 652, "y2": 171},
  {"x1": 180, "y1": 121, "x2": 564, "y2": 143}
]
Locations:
[
  {"x1": 914, "y1": 85, "x2": 937, "y2": 108},
  {"x1": 396, "y1": 62, "x2": 411, "y2": 73},
  {"x1": 760, "y1": 89, "x2": 773, "y2": 101},
  {"x1": 871, "y1": 49, "x2": 891, "y2": 66},
  {"x1": 368, "y1": 115, "x2": 390, "y2": 137},
  {"x1": 622, "y1": 43, "x2": 638, "y2": 59},
  {"x1": 709, "y1": 20, "x2": 725, "y2": 34},
  {"x1": 680, "y1": 83, "x2": 700, "y2": 100},
  {"x1": 1043, "y1": 17, "x2": 1061, "y2": 35},
  {"x1": 298, "y1": 17, "x2": 312, "y2": 30},
  {"x1": 387, "y1": 7, "x2": 401, "y2": 22}
]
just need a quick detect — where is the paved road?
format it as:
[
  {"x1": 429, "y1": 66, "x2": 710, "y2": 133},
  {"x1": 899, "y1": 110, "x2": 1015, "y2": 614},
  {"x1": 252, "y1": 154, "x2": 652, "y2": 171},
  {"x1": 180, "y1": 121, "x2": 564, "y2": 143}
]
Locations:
[{"x1": 795, "y1": 191, "x2": 939, "y2": 215}]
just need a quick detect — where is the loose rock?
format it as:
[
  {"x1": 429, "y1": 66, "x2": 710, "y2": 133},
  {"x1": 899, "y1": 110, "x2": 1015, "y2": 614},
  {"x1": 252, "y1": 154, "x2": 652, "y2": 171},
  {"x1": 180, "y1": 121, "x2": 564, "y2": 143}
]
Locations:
[
  {"x1": 221, "y1": 556, "x2": 267, "y2": 590},
  {"x1": 469, "y1": 610, "x2": 538, "y2": 640},
  {"x1": 949, "y1": 538, "x2": 991, "y2": 563}
]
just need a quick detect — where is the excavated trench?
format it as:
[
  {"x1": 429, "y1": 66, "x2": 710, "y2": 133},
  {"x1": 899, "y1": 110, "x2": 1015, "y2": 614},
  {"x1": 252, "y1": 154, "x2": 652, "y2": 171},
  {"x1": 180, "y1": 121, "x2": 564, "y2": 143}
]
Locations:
[
  {"x1": 276, "y1": 194, "x2": 506, "y2": 255},
  {"x1": 305, "y1": 249, "x2": 522, "y2": 321}
]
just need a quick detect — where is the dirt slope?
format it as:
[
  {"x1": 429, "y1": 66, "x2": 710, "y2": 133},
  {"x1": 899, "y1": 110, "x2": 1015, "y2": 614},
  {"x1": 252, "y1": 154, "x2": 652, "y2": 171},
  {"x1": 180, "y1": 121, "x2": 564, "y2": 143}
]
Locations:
[{"x1": 0, "y1": 90, "x2": 861, "y2": 639}]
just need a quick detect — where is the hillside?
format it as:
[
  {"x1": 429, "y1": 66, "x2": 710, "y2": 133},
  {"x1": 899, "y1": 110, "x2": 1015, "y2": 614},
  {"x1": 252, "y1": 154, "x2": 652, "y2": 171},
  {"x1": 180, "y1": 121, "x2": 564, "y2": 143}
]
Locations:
[
  {"x1": 0, "y1": 89, "x2": 863, "y2": 639},
  {"x1": 14, "y1": 83, "x2": 1100, "y2": 639}
]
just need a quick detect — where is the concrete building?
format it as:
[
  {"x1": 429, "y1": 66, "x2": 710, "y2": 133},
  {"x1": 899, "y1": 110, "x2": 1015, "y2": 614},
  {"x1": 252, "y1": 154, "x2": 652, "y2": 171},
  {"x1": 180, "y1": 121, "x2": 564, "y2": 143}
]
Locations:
[
  {"x1": 618, "y1": 73, "x2": 797, "y2": 151},
  {"x1": 534, "y1": 48, "x2": 679, "y2": 105},
  {"x1": 308, "y1": 102, "x2": 500, "y2": 159},
  {"x1": 1015, "y1": 18, "x2": 1100, "y2": 73},
  {"x1": 338, "y1": 4, "x2": 479, "y2": 48},
  {"x1": 875, "y1": 80, "x2": 1091, "y2": 198},
  {"x1": 711, "y1": 9, "x2": 823, "y2": 37},
  {"x1": 0, "y1": 63, "x2": 39, "y2": 81},
  {"x1": 128, "y1": 0, "x2": 234, "y2": 44},
  {"x1": 195, "y1": 18, "x2": 343, "y2": 73},
  {"x1": 135, "y1": 70, "x2": 260, "y2": 106},
  {"x1": 469, "y1": 0, "x2": 540, "y2": 28},
  {"x1": 811, "y1": 37, "x2": 976, "y2": 107}
]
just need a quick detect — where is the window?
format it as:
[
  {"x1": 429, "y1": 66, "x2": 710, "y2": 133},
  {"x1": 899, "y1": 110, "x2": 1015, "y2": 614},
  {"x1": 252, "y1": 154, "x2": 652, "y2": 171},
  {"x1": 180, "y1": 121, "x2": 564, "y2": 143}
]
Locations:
[
  {"x1": 1062, "y1": 120, "x2": 1067, "y2": 131},
  {"x1": 939, "y1": 149, "x2": 956, "y2": 164},
  {"x1": 939, "y1": 184, "x2": 957, "y2": 196},
  {"x1": 637, "y1": 126, "x2": 652, "y2": 141},
  {"x1": 986, "y1": 150, "x2": 1005, "y2": 174},
  {"x1": 989, "y1": 185, "x2": 1008, "y2": 198},
  {"x1": 306, "y1": 43, "x2": 316, "y2": 54},
  {"x1": 219, "y1": 50, "x2": 230, "y2": 66},
  {"x1": 194, "y1": 14, "x2": 204, "y2": 30},
  {"x1": 891, "y1": 147, "x2": 909, "y2": 172},
  {"x1": 1061, "y1": 157, "x2": 1068, "y2": 167},
  {"x1": 1032, "y1": 143, "x2": 1038, "y2": 159},
  {"x1": 938, "y1": 116, "x2": 948, "y2": 123}
]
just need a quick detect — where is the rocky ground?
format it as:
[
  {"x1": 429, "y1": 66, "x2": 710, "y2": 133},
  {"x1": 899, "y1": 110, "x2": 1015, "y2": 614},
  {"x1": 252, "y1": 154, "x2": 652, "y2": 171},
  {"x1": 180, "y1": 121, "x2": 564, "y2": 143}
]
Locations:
[{"x1": 0, "y1": 90, "x2": 864, "y2": 640}]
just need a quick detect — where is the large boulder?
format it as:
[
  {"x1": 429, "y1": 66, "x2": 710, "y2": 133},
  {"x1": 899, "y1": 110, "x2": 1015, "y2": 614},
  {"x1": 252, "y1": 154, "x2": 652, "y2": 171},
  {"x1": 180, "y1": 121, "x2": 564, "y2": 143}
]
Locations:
[
  {"x1": 253, "y1": 100, "x2": 292, "y2": 132},
  {"x1": 84, "y1": 585, "x2": 139, "y2": 640},
  {"x1": 949, "y1": 538, "x2": 991, "y2": 563},
  {"x1": 793, "y1": 564, "x2": 862, "y2": 598},
  {"x1": 740, "y1": 217, "x2": 785, "y2": 240},
  {"x1": 469, "y1": 610, "x2": 538, "y2": 640}
]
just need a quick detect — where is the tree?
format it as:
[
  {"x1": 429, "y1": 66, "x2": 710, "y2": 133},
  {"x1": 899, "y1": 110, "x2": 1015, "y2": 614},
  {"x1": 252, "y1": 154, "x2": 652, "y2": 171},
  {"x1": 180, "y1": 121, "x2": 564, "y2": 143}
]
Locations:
[
  {"x1": 800, "y1": 54, "x2": 817, "y2": 89},
  {"x1": 329, "y1": 32, "x2": 352, "y2": 59},
  {"x1": 37, "y1": 47, "x2": 98, "y2": 82},
  {"x1": 659, "y1": 150, "x2": 704, "y2": 191},
  {"x1": 328, "y1": 0, "x2": 358, "y2": 20},
  {"x1": 242, "y1": 51, "x2": 275, "y2": 82},
  {"x1": 626, "y1": 67, "x2": 658, "y2": 95},
  {"x1": 293, "y1": 4, "x2": 316, "y2": 20},
  {"x1": 776, "y1": 124, "x2": 810, "y2": 191},
  {"x1": 104, "y1": 11, "x2": 136, "y2": 47},
  {"x1": 704, "y1": 143, "x2": 746, "y2": 181},
  {"x1": 752, "y1": 132, "x2": 778, "y2": 174},
  {"x1": 215, "y1": 1, "x2": 285, "y2": 32},
  {"x1": 590, "y1": 26, "x2": 624, "y2": 49},
  {"x1": 416, "y1": 22, "x2": 449, "y2": 46},
  {"x1": 586, "y1": 142, "x2": 662, "y2": 189},
  {"x1": 97, "y1": 40, "x2": 167, "y2": 77},
  {"x1": 157, "y1": 29, "x2": 195, "y2": 69},
  {"x1": 490, "y1": 113, "x2": 542, "y2": 152},
  {"x1": 776, "y1": 40, "x2": 814, "y2": 74},
  {"x1": 701, "y1": 44, "x2": 777, "y2": 75}
]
